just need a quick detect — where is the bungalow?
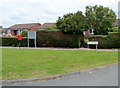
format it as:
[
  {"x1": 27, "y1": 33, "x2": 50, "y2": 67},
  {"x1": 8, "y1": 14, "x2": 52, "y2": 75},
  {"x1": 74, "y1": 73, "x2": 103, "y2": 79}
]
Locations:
[
  {"x1": 4, "y1": 23, "x2": 41, "y2": 36},
  {"x1": 38, "y1": 23, "x2": 55, "y2": 30}
]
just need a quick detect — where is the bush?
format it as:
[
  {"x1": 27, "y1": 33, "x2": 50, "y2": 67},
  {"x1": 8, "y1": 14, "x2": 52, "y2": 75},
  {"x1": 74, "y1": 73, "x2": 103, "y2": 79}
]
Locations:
[
  {"x1": 36, "y1": 31, "x2": 83, "y2": 48},
  {"x1": 84, "y1": 39, "x2": 89, "y2": 48},
  {"x1": 98, "y1": 32, "x2": 120, "y2": 49},
  {"x1": 89, "y1": 35, "x2": 107, "y2": 41},
  {"x1": 37, "y1": 29, "x2": 60, "y2": 32},
  {"x1": 22, "y1": 30, "x2": 28, "y2": 37},
  {"x1": 1, "y1": 37, "x2": 28, "y2": 47},
  {"x1": 1, "y1": 31, "x2": 84, "y2": 48},
  {"x1": 89, "y1": 32, "x2": 120, "y2": 49}
]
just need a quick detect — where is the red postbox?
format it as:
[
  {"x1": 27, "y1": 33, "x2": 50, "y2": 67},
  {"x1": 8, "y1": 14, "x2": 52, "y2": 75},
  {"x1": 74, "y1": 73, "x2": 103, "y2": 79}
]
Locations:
[{"x1": 18, "y1": 34, "x2": 22, "y2": 40}]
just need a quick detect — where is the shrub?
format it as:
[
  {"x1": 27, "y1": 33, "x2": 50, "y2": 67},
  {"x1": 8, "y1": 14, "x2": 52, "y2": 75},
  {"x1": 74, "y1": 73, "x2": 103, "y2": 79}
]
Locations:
[
  {"x1": 89, "y1": 35, "x2": 107, "y2": 41},
  {"x1": 84, "y1": 39, "x2": 89, "y2": 48},
  {"x1": 89, "y1": 32, "x2": 120, "y2": 49},
  {"x1": 22, "y1": 30, "x2": 28, "y2": 37},
  {"x1": 36, "y1": 31, "x2": 83, "y2": 48},
  {"x1": 37, "y1": 29, "x2": 60, "y2": 32},
  {"x1": 98, "y1": 32, "x2": 120, "y2": 49},
  {"x1": 1, "y1": 37, "x2": 27, "y2": 47}
]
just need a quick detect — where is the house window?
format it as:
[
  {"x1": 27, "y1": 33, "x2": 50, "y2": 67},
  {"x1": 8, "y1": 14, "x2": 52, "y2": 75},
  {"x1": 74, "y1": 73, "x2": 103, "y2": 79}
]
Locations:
[{"x1": 14, "y1": 30, "x2": 17, "y2": 35}]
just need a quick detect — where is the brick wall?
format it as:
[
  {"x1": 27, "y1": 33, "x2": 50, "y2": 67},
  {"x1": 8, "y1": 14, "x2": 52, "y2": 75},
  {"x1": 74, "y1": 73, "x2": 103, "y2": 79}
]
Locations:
[{"x1": 84, "y1": 30, "x2": 93, "y2": 39}]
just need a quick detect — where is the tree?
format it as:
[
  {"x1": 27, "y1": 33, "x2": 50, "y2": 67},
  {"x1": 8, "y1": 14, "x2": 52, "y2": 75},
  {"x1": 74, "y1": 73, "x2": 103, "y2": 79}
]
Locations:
[
  {"x1": 56, "y1": 11, "x2": 87, "y2": 47},
  {"x1": 85, "y1": 5, "x2": 117, "y2": 35},
  {"x1": 56, "y1": 11, "x2": 87, "y2": 34},
  {"x1": 22, "y1": 30, "x2": 28, "y2": 37}
]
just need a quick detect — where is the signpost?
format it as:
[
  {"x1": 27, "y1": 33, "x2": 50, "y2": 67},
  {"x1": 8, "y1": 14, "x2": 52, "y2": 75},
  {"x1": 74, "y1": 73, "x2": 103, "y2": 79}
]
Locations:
[
  {"x1": 28, "y1": 31, "x2": 36, "y2": 48},
  {"x1": 17, "y1": 34, "x2": 22, "y2": 49},
  {"x1": 87, "y1": 41, "x2": 98, "y2": 49}
]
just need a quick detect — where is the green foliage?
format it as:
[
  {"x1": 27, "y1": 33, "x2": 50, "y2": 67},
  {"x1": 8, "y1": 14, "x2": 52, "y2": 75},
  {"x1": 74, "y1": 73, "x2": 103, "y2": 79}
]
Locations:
[
  {"x1": 84, "y1": 39, "x2": 89, "y2": 44},
  {"x1": 85, "y1": 5, "x2": 117, "y2": 35},
  {"x1": 108, "y1": 26, "x2": 120, "y2": 32},
  {"x1": 108, "y1": 32, "x2": 119, "y2": 35},
  {"x1": 56, "y1": 11, "x2": 87, "y2": 34},
  {"x1": 99, "y1": 33, "x2": 120, "y2": 48},
  {"x1": 1, "y1": 37, "x2": 27, "y2": 47},
  {"x1": 52, "y1": 23, "x2": 57, "y2": 29},
  {"x1": 89, "y1": 35, "x2": 107, "y2": 38},
  {"x1": 36, "y1": 31, "x2": 82, "y2": 48},
  {"x1": 37, "y1": 29, "x2": 60, "y2": 32},
  {"x1": 89, "y1": 32, "x2": 120, "y2": 48},
  {"x1": 21, "y1": 30, "x2": 28, "y2": 37}
]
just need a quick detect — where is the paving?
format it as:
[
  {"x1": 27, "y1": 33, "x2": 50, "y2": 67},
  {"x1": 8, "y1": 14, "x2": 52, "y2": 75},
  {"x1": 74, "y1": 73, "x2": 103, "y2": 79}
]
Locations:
[
  {"x1": 0, "y1": 47, "x2": 119, "y2": 51},
  {"x1": 3, "y1": 64, "x2": 119, "y2": 86}
]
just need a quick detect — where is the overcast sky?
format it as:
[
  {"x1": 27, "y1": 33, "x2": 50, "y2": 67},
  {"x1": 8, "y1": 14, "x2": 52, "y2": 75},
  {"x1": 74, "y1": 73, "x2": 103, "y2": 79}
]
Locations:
[{"x1": 0, "y1": 0, "x2": 119, "y2": 27}]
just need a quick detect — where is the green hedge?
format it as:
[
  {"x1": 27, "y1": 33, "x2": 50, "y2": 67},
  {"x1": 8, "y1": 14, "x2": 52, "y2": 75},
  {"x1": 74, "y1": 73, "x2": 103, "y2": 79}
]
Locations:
[
  {"x1": 99, "y1": 32, "x2": 120, "y2": 49},
  {"x1": 1, "y1": 31, "x2": 83, "y2": 48},
  {"x1": 38, "y1": 29, "x2": 59, "y2": 32},
  {"x1": 36, "y1": 31, "x2": 82, "y2": 48},
  {"x1": 89, "y1": 35, "x2": 107, "y2": 38},
  {"x1": 89, "y1": 32, "x2": 120, "y2": 49},
  {"x1": 1, "y1": 37, "x2": 28, "y2": 47}
]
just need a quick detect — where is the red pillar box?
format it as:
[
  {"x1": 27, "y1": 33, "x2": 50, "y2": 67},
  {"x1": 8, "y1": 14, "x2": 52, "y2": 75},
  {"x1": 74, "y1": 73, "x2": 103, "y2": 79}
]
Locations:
[{"x1": 18, "y1": 34, "x2": 22, "y2": 40}]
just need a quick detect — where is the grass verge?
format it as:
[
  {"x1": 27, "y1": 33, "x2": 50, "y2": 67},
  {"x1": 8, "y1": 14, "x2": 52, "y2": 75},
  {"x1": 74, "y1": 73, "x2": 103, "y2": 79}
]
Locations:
[{"x1": 2, "y1": 48, "x2": 118, "y2": 80}]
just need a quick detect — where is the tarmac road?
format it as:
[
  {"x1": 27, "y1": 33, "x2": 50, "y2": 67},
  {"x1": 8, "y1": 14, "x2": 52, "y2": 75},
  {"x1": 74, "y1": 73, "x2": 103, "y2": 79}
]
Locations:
[{"x1": 3, "y1": 64, "x2": 119, "y2": 86}]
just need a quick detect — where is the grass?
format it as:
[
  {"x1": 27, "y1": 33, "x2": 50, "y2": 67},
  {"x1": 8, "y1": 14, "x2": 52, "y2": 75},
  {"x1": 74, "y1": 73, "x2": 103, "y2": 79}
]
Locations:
[{"x1": 2, "y1": 48, "x2": 118, "y2": 80}]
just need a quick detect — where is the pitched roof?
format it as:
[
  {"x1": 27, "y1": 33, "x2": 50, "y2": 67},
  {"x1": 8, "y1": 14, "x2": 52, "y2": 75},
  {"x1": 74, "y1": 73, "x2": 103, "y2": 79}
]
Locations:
[
  {"x1": 0, "y1": 28, "x2": 3, "y2": 31},
  {"x1": 9, "y1": 23, "x2": 41, "y2": 29},
  {"x1": 39, "y1": 23, "x2": 55, "y2": 29}
]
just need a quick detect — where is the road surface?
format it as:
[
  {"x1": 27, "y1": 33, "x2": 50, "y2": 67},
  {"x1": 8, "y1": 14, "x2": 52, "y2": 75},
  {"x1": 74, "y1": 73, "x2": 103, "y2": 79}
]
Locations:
[{"x1": 3, "y1": 64, "x2": 118, "y2": 86}]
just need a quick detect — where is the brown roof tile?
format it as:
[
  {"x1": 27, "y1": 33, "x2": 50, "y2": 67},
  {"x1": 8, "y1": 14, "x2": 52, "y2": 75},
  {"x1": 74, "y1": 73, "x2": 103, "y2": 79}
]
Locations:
[
  {"x1": 9, "y1": 23, "x2": 41, "y2": 29},
  {"x1": 39, "y1": 23, "x2": 55, "y2": 29}
]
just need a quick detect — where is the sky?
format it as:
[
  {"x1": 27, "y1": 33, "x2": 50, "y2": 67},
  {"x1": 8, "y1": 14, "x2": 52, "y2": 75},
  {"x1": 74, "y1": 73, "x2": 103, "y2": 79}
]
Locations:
[{"x1": 0, "y1": 0, "x2": 119, "y2": 28}]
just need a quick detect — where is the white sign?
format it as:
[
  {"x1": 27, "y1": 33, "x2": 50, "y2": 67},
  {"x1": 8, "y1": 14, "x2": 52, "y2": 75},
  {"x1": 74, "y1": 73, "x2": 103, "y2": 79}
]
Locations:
[
  {"x1": 28, "y1": 31, "x2": 36, "y2": 48},
  {"x1": 87, "y1": 41, "x2": 98, "y2": 49},
  {"x1": 28, "y1": 32, "x2": 36, "y2": 39},
  {"x1": 87, "y1": 41, "x2": 98, "y2": 45}
]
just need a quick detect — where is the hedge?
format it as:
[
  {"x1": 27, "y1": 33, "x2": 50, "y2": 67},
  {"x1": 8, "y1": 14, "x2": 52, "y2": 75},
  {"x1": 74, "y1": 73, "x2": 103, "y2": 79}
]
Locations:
[
  {"x1": 89, "y1": 35, "x2": 107, "y2": 41},
  {"x1": 98, "y1": 32, "x2": 120, "y2": 49},
  {"x1": 89, "y1": 32, "x2": 120, "y2": 49},
  {"x1": 1, "y1": 31, "x2": 83, "y2": 48},
  {"x1": 1, "y1": 37, "x2": 27, "y2": 47},
  {"x1": 36, "y1": 31, "x2": 83, "y2": 48}
]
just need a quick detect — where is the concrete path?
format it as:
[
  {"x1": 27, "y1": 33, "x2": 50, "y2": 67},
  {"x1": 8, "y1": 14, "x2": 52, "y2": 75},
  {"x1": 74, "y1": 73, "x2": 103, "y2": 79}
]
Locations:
[
  {"x1": 0, "y1": 47, "x2": 119, "y2": 51},
  {"x1": 3, "y1": 64, "x2": 118, "y2": 86}
]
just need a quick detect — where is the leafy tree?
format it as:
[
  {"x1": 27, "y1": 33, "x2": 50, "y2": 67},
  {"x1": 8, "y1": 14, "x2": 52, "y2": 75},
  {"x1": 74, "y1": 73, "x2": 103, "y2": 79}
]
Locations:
[
  {"x1": 85, "y1": 5, "x2": 117, "y2": 35},
  {"x1": 56, "y1": 11, "x2": 87, "y2": 47},
  {"x1": 56, "y1": 11, "x2": 87, "y2": 34},
  {"x1": 22, "y1": 30, "x2": 28, "y2": 37}
]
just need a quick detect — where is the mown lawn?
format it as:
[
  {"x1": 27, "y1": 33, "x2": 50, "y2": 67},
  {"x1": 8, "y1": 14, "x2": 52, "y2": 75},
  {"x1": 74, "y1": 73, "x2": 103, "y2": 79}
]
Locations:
[{"x1": 2, "y1": 48, "x2": 118, "y2": 80}]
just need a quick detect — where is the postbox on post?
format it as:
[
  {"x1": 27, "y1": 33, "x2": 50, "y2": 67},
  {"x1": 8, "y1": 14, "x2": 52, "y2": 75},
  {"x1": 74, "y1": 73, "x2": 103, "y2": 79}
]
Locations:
[
  {"x1": 18, "y1": 34, "x2": 22, "y2": 49},
  {"x1": 18, "y1": 34, "x2": 22, "y2": 40}
]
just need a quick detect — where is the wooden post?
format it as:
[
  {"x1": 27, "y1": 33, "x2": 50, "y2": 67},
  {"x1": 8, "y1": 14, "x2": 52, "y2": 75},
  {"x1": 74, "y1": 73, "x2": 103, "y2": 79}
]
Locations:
[
  {"x1": 19, "y1": 40, "x2": 20, "y2": 49},
  {"x1": 96, "y1": 44, "x2": 98, "y2": 49}
]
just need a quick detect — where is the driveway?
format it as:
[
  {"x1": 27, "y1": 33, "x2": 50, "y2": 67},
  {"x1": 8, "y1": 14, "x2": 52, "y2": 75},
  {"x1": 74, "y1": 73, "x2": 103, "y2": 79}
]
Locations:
[{"x1": 3, "y1": 64, "x2": 118, "y2": 86}]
